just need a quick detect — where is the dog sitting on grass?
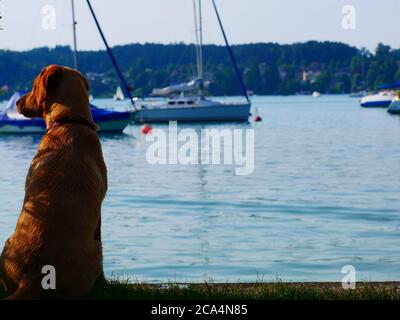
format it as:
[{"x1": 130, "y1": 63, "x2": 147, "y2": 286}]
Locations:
[{"x1": 0, "y1": 65, "x2": 108, "y2": 299}]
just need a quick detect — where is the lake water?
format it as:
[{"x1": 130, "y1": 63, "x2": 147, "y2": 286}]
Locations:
[{"x1": 0, "y1": 95, "x2": 399, "y2": 283}]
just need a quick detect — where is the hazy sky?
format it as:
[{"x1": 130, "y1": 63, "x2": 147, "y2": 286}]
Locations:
[{"x1": 0, "y1": 0, "x2": 399, "y2": 52}]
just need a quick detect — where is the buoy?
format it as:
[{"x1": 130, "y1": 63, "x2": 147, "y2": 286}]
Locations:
[
  {"x1": 141, "y1": 124, "x2": 152, "y2": 135},
  {"x1": 253, "y1": 107, "x2": 262, "y2": 122}
]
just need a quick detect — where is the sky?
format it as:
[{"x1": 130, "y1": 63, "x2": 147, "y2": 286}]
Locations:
[{"x1": 0, "y1": 0, "x2": 399, "y2": 52}]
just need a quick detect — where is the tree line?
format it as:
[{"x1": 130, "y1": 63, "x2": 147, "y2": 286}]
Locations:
[{"x1": 1, "y1": 41, "x2": 399, "y2": 99}]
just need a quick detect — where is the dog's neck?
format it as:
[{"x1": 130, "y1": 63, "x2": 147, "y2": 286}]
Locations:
[{"x1": 47, "y1": 118, "x2": 97, "y2": 132}]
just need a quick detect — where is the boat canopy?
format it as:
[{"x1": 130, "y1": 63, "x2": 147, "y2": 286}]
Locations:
[
  {"x1": 377, "y1": 81, "x2": 400, "y2": 90},
  {"x1": 151, "y1": 79, "x2": 202, "y2": 97}
]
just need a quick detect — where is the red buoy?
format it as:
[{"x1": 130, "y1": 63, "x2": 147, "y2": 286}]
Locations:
[
  {"x1": 253, "y1": 107, "x2": 262, "y2": 122},
  {"x1": 141, "y1": 124, "x2": 153, "y2": 135}
]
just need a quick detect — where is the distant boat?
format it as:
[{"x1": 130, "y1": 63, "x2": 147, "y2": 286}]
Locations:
[
  {"x1": 0, "y1": 91, "x2": 131, "y2": 134},
  {"x1": 388, "y1": 94, "x2": 400, "y2": 114},
  {"x1": 349, "y1": 91, "x2": 367, "y2": 98},
  {"x1": 114, "y1": 86, "x2": 125, "y2": 101},
  {"x1": 360, "y1": 91, "x2": 396, "y2": 108},
  {"x1": 132, "y1": 0, "x2": 251, "y2": 123},
  {"x1": 312, "y1": 91, "x2": 321, "y2": 98}
]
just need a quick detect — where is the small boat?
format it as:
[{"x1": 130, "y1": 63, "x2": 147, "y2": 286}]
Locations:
[
  {"x1": 360, "y1": 91, "x2": 396, "y2": 108},
  {"x1": 388, "y1": 94, "x2": 400, "y2": 114},
  {"x1": 349, "y1": 91, "x2": 367, "y2": 98},
  {"x1": 113, "y1": 86, "x2": 125, "y2": 101},
  {"x1": 312, "y1": 91, "x2": 321, "y2": 98},
  {"x1": 0, "y1": 91, "x2": 131, "y2": 134}
]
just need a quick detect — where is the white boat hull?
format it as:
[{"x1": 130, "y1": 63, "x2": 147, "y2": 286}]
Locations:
[
  {"x1": 360, "y1": 91, "x2": 396, "y2": 108},
  {"x1": 133, "y1": 101, "x2": 251, "y2": 123},
  {"x1": 0, "y1": 119, "x2": 130, "y2": 134},
  {"x1": 0, "y1": 125, "x2": 45, "y2": 134}
]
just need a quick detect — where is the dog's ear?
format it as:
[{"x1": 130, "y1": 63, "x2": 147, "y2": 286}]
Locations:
[
  {"x1": 83, "y1": 76, "x2": 90, "y2": 92},
  {"x1": 37, "y1": 66, "x2": 64, "y2": 106}
]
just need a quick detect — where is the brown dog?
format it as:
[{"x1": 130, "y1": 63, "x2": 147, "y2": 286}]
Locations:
[{"x1": 0, "y1": 65, "x2": 108, "y2": 299}]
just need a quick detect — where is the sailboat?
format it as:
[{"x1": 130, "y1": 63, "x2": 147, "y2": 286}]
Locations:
[
  {"x1": 0, "y1": 0, "x2": 131, "y2": 134},
  {"x1": 114, "y1": 86, "x2": 125, "y2": 101},
  {"x1": 132, "y1": 0, "x2": 251, "y2": 123}
]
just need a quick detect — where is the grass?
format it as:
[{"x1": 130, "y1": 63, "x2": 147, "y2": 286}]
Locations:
[{"x1": 1, "y1": 279, "x2": 399, "y2": 300}]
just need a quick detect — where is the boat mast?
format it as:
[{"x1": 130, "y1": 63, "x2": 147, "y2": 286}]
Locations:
[
  {"x1": 198, "y1": 0, "x2": 204, "y2": 81},
  {"x1": 71, "y1": 0, "x2": 78, "y2": 70},
  {"x1": 193, "y1": 0, "x2": 200, "y2": 79}
]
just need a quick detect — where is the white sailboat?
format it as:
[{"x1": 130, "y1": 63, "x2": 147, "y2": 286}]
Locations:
[
  {"x1": 114, "y1": 86, "x2": 125, "y2": 101},
  {"x1": 132, "y1": 0, "x2": 251, "y2": 123}
]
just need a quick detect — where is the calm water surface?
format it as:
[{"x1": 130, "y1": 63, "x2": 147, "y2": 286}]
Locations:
[{"x1": 0, "y1": 95, "x2": 399, "y2": 282}]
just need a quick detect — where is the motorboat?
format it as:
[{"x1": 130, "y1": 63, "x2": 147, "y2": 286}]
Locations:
[
  {"x1": 360, "y1": 91, "x2": 396, "y2": 108},
  {"x1": 312, "y1": 91, "x2": 321, "y2": 98}
]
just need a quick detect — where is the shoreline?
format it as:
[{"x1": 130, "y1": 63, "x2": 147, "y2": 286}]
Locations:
[
  {"x1": 1, "y1": 280, "x2": 399, "y2": 300},
  {"x1": 83, "y1": 281, "x2": 400, "y2": 300}
]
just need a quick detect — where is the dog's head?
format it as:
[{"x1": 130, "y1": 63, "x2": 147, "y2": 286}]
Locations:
[{"x1": 17, "y1": 65, "x2": 96, "y2": 129}]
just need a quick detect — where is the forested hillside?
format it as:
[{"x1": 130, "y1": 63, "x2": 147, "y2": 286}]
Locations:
[{"x1": 1, "y1": 41, "x2": 399, "y2": 98}]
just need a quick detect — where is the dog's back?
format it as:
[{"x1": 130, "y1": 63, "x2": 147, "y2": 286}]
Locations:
[
  {"x1": 1, "y1": 124, "x2": 107, "y2": 299},
  {"x1": 0, "y1": 66, "x2": 108, "y2": 299}
]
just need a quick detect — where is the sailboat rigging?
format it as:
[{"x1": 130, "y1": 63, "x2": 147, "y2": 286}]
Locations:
[
  {"x1": 86, "y1": 0, "x2": 136, "y2": 110},
  {"x1": 193, "y1": 0, "x2": 204, "y2": 89},
  {"x1": 211, "y1": 0, "x2": 250, "y2": 104}
]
